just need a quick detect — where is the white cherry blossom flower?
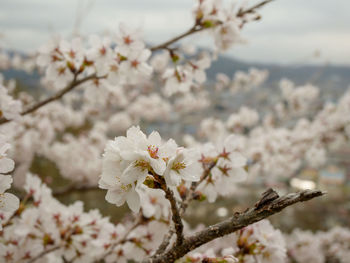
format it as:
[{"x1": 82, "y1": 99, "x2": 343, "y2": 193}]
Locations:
[
  {"x1": 164, "y1": 148, "x2": 202, "y2": 186},
  {"x1": 0, "y1": 85, "x2": 22, "y2": 121},
  {"x1": 99, "y1": 126, "x2": 177, "y2": 212}
]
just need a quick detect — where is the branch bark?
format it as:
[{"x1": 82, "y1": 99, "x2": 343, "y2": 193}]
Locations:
[
  {"x1": 237, "y1": 0, "x2": 275, "y2": 17},
  {"x1": 150, "y1": 25, "x2": 202, "y2": 52},
  {"x1": 154, "y1": 174, "x2": 184, "y2": 245},
  {"x1": 146, "y1": 189, "x2": 324, "y2": 263}
]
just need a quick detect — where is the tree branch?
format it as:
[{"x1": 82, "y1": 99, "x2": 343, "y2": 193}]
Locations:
[
  {"x1": 154, "y1": 162, "x2": 216, "y2": 255},
  {"x1": 28, "y1": 246, "x2": 60, "y2": 263},
  {"x1": 149, "y1": 0, "x2": 275, "y2": 52},
  {"x1": 150, "y1": 25, "x2": 202, "y2": 52},
  {"x1": 146, "y1": 189, "x2": 324, "y2": 263},
  {"x1": 154, "y1": 174, "x2": 184, "y2": 245},
  {"x1": 102, "y1": 214, "x2": 145, "y2": 258},
  {"x1": 237, "y1": 0, "x2": 275, "y2": 17},
  {"x1": 0, "y1": 73, "x2": 101, "y2": 125}
]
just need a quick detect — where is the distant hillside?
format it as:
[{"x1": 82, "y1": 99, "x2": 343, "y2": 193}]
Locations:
[{"x1": 208, "y1": 55, "x2": 350, "y2": 88}]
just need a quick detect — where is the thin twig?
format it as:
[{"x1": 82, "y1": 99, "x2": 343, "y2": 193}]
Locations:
[
  {"x1": 150, "y1": 0, "x2": 275, "y2": 52},
  {"x1": 154, "y1": 174, "x2": 184, "y2": 245},
  {"x1": 0, "y1": 73, "x2": 101, "y2": 125},
  {"x1": 27, "y1": 246, "x2": 60, "y2": 263},
  {"x1": 237, "y1": 0, "x2": 275, "y2": 17},
  {"x1": 150, "y1": 25, "x2": 202, "y2": 52},
  {"x1": 154, "y1": 161, "x2": 216, "y2": 255},
  {"x1": 103, "y1": 214, "x2": 144, "y2": 258}
]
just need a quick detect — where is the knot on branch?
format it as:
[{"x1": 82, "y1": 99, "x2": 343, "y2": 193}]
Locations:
[{"x1": 254, "y1": 188, "x2": 279, "y2": 210}]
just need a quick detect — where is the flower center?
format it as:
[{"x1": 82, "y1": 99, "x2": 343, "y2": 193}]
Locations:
[
  {"x1": 134, "y1": 159, "x2": 150, "y2": 171},
  {"x1": 123, "y1": 36, "x2": 133, "y2": 45},
  {"x1": 120, "y1": 183, "x2": 132, "y2": 192},
  {"x1": 147, "y1": 145, "x2": 159, "y2": 159},
  {"x1": 131, "y1": 60, "x2": 140, "y2": 68},
  {"x1": 172, "y1": 162, "x2": 186, "y2": 173}
]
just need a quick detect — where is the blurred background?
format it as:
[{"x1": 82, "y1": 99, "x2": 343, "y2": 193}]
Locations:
[{"x1": 1, "y1": 0, "x2": 349, "y2": 233}]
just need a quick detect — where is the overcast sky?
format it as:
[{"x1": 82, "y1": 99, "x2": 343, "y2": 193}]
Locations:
[{"x1": 0, "y1": 0, "x2": 349, "y2": 65}]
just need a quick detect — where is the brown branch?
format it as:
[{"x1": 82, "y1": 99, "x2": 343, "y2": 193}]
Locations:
[
  {"x1": 155, "y1": 161, "x2": 217, "y2": 256},
  {"x1": 154, "y1": 174, "x2": 184, "y2": 245},
  {"x1": 146, "y1": 189, "x2": 324, "y2": 263},
  {"x1": 103, "y1": 214, "x2": 145, "y2": 258},
  {"x1": 150, "y1": 25, "x2": 202, "y2": 52},
  {"x1": 28, "y1": 246, "x2": 60, "y2": 263},
  {"x1": 237, "y1": 0, "x2": 275, "y2": 17},
  {"x1": 153, "y1": 161, "x2": 217, "y2": 255},
  {"x1": 0, "y1": 73, "x2": 101, "y2": 126},
  {"x1": 154, "y1": 229, "x2": 175, "y2": 256},
  {"x1": 164, "y1": 186, "x2": 184, "y2": 245}
]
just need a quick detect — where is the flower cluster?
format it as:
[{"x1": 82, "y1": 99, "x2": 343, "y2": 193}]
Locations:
[
  {"x1": 0, "y1": 134, "x2": 19, "y2": 230},
  {"x1": 194, "y1": 87, "x2": 350, "y2": 181},
  {"x1": 99, "y1": 126, "x2": 248, "y2": 210},
  {"x1": 184, "y1": 220, "x2": 286, "y2": 263},
  {"x1": 194, "y1": 135, "x2": 247, "y2": 202},
  {"x1": 0, "y1": 84, "x2": 22, "y2": 121},
  {"x1": 193, "y1": 0, "x2": 243, "y2": 51},
  {"x1": 287, "y1": 227, "x2": 350, "y2": 263},
  {"x1": 0, "y1": 0, "x2": 347, "y2": 262},
  {"x1": 276, "y1": 79, "x2": 320, "y2": 117},
  {"x1": 216, "y1": 68, "x2": 269, "y2": 93},
  {"x1": 37, "y1": 24, "x2": 152, "y2": 90},
  {"x1": 0, "y1": 174, "x2": 169, "y2": 263},
  {"x1": 99, "y1": 126, "x2": 202, "y2": 212}
]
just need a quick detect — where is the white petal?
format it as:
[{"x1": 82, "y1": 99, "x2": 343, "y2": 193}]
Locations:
[
  {"x1": 150, "y1": 159, "x2": 166, "y2": 175},
  {"x1": 0, "y1": 174, "x2": 13, "y2": 193},
  {"x1": 0, "y1": 158, "x2": 14, "y2": 174},
  {"x1": 0, "y1": 193, "x2": 19, "y2": 212},
  {"x1": 121, "y1": 163, "x2": 146, "y2": 184},
  {"x1": 228, "y1": 167, "x2": 248, "y2": 182},
  {"x1": 229, "y1": 152, "x2": 247, "y2": 167},
  {"x1": 106, "y1": 189, "x2": 126, "y2": 206},
  {"x1": 126, "y1": 190, "x2": 141, "y2": 213},
  {"x1": 148, "y1": 131, "x2": 161, "y2": 146},
  {"x1": 181, "y1": 164, "x2": 200, "y2": 182},
  {"x1": 160, "y1": 139, "x2": 177, "y2": 158}
]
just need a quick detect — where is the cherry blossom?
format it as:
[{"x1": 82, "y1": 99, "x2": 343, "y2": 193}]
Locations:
[{"x1": 0, "y1": 84, "x2": 22, "y2": 121}]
